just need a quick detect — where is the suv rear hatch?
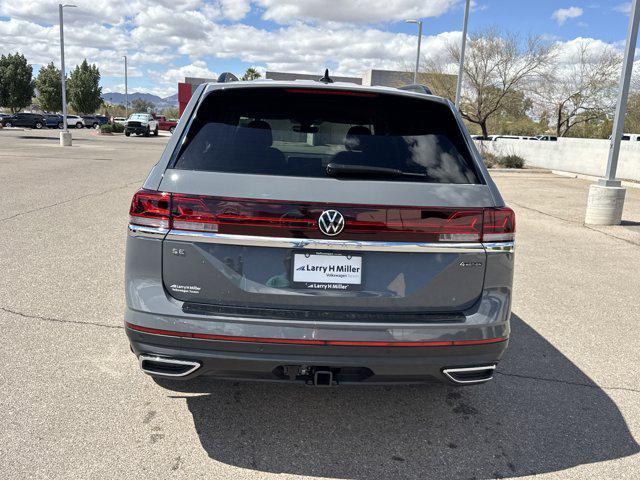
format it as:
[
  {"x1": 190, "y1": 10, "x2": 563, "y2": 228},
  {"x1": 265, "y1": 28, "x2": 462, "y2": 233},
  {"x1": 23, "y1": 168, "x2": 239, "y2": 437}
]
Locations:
[{"x1": 132, "y1": 86, "x2": 513, "y2": 316}]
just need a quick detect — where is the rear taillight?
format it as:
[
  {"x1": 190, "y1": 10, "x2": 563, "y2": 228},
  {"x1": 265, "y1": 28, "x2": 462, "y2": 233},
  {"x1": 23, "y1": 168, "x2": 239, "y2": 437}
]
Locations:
[
  {"x1": 128, "y1": 190, "x2": 514, "y2": 243},
  {"x1": 436, "y1": 210, "x2": 482, "y2": 242},
  {"x1": 171, "y1": 194, "x2": 218, "y2": 232},
  {"x1": 482, "y1": 207, "x2": 515, "y2": 242},
  {"x1": 129, "y1": 189, "x2": 171, "y2": 229}
]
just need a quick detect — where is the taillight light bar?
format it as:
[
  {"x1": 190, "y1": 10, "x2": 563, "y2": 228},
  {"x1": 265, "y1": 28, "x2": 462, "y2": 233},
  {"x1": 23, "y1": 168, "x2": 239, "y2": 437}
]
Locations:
[{"x1": 128, "y1": 189, "x2": 515, "y2": 243}]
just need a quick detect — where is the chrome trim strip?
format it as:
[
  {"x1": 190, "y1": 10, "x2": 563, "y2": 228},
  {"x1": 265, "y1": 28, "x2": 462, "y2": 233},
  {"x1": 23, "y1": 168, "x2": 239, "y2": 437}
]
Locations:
[
  {"x1": 442, "y1": 364, "x2": 496, "y2": 384},
  {"x1": 482, "y1": 241, "x2": 515, "y2": 253},
  {"x1": 138, "y1": 355, "x2": 201, "y2": 377},
  {"x1": 128, "y1": 224, "x2": 169, "y2": 239},
  {"x1": 164, "y1": 230, "x2": 485, "y2": 253}
]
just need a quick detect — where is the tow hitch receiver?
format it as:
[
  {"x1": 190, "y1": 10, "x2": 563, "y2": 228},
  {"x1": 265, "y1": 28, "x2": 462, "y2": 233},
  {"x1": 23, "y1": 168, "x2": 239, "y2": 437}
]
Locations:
[
  {"x1": 279, "y1": 365, "x2": 337, "y2": 385},
  {"x1": 313, "y1": 370, "x2": 334, "y2": 387}
]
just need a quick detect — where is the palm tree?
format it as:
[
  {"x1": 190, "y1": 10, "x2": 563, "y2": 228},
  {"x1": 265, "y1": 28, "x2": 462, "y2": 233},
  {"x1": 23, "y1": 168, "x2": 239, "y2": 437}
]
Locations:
[{"x1": 241, "y1": 67, "x2": 261, "y2": 81}]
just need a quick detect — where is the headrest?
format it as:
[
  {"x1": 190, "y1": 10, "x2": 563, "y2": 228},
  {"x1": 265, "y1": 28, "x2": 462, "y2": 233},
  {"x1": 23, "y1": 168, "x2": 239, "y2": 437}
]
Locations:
[
  {"x1": 237, "y1": 120, "x2": 273, "y2": 148},
  {"x1": 345, "y1": 125, "x2": 372, "y2": 151}
]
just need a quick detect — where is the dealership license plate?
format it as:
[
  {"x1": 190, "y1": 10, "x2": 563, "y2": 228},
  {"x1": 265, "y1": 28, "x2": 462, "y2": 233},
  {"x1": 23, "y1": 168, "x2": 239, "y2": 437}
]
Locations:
[{"x1": 291, "y1": 252, "x2": 363, "y2": 290}]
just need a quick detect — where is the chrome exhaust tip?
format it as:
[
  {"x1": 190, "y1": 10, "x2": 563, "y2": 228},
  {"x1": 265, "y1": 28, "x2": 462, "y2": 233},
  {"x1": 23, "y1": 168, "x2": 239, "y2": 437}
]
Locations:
[
  {"x1": 442, "y1": 365, "x2": 496, "y2": 385},
  {"x1": 139, "y1": 355, "x2": 201, "y2": 377}
]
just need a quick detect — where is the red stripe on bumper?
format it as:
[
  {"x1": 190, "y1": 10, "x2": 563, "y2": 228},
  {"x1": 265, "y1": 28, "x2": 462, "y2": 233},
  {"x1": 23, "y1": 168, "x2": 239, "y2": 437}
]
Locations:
[{"x1": 126, "y1": 322, "x2": 508, "y2": 347}]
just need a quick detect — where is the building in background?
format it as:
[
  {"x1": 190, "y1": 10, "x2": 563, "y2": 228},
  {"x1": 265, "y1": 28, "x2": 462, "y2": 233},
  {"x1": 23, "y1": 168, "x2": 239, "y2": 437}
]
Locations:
[{"x1": 178, "y1": 69, "x2": 456, "y2": 116}]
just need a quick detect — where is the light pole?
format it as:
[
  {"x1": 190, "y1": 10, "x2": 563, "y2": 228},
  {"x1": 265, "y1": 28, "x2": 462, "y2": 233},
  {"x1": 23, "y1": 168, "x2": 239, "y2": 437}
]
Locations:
[
  {"x1": 406, "y1": 19, "x2": 423, "y2": 84},
  {"x1": 58, "y1": 3, "x2": 76, "y2": 146},
  {"x1": 123, "y1": 55, "x2": 128, "y2": 118},
  {"x1": 455, "y1": 0, "x2": 471, "y2": 108},
  {"x1": 585, "y1": 0, "x2": 640, "y2": 225}
]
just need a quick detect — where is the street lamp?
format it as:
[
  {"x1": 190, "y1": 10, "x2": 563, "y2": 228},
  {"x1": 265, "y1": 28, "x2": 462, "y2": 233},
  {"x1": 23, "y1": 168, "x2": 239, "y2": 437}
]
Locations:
[
  {"x1": 123, "y1": 55, "x2": 128, "y2": 118},
  {"x1": 405, "y1": 19, "x2": 423, "y2": 84},
  {"x1": 585, "y1": 0, "x2": 640, "y2": 225},
  {"x1": 58, "y1": 3, "x2": 76, "y2": 147},
  {"x1": 455, "y1": 0, "x2": 471, "y2": 108}
]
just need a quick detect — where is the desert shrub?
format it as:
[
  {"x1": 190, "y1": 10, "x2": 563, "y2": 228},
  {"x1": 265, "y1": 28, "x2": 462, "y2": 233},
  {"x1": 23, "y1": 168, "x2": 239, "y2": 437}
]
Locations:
[
  {"x1": 111, "y1": 122, "x2": 124, "y2": 133},
  {"x1": 99, "y1": 124, "x2": 113, "y2": 133},
  {"x1": 482, "y1": 151, "x2": 498, "y2": 168},
  {"x1": 497, "y1": 154, "x2": 525, "y2": 169}
]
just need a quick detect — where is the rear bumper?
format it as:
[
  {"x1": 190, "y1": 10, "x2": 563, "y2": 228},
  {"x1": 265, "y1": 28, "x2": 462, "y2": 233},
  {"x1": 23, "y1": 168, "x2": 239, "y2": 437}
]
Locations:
[
  {"x1": 126, "y1": 324, "x2": 508, "y2": 385},
  {"x1": 125, "y1": 231, "x2": 514, "y2": 385}
]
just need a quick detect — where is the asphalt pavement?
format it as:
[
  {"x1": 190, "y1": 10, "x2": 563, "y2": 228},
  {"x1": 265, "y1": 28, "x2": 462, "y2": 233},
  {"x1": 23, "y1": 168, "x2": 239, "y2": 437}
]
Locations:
[{"x1": 0, "y1": 128, "x2": 638, "y2": 479}]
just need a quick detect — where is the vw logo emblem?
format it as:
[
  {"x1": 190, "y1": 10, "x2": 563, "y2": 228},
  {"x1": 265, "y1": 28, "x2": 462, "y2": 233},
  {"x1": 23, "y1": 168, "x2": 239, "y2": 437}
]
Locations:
[{"x1": 318, "y1": 210, "x2": 345, "y2": 236}]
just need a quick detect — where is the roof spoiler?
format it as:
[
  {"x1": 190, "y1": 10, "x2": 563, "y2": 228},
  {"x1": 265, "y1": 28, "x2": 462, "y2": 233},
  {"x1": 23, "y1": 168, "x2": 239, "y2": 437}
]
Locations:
[
  {"x1": 398, "y1": 84, "x2": 432, "y2": 95},
  {"x1": 217, "y1": 72, "x2": 239, "y2": 83}
]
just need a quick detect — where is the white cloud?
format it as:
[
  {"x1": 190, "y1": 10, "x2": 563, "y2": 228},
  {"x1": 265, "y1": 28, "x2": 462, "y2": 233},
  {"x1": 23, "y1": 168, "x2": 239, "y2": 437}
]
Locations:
[
  {"x1": 553, "y1": 37, "x2": 620, "y2": 63},
  {"x1": 159, "y1": 61, "x2": 218, "y2": 84},
  {"x1": 255, "y1": 0, "x2": 459, "y2": 24},
  {"x1": 614, "y1": 2, "x2": 632, "y2": 14},
  {"x1": 0, "y1": 0, "x2": 622, "y2": 99},
  {"x1": 551, "y1": 7, "x2": 584, "y2": 26}
]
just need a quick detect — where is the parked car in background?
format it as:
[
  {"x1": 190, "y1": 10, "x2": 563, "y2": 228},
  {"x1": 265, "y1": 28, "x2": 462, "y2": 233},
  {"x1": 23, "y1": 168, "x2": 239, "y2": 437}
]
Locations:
[
  {"x1": 113, "y1": 117, "x2": 126, "y2": 125},
  {"x1": 609, "y1": 133, "x2": 640, "y2": 141},
  {"x1": 153, "y1": 115, "x2": 178, "y2": 133},
  {"x1": 44, "y1": 114, "x2": 63, "y2": 129},
  {"x1": 125, "y1": 79, "x2": 515, "y2": 386},
  {"x1": 0, "y1": 112, "x2": 46, "y2": 129},
  {"x1": 493, "y1": 135, "x2": 538, "y2": 141},
  {"x1": 66, "y1": 115, "x2": 85, "y2": 128},
  {"x1": 124, "y1": 113, "x2": 158, "y2": 137},
  {"x1": 82, "y1": 116, "x2": 101, "y2": 129},
  {"x1": 96, "y1": 115, "x2": 109, "y2": 125}
]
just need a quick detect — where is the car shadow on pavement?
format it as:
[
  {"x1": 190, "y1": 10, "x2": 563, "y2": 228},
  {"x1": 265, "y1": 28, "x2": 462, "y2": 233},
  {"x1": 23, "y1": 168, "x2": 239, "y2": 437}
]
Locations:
[{"x1": 156, "y1": 314, "x2": 639, "y2": 479}]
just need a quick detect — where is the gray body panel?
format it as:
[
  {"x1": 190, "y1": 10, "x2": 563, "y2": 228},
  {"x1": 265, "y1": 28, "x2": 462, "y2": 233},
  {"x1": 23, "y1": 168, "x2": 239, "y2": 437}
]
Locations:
[
  {"x1": 159, "y1": 170, "x2": 497, "y2": 207},
  {"x1": 126, "y1": 81, "x2": 514, "y2": 384}
]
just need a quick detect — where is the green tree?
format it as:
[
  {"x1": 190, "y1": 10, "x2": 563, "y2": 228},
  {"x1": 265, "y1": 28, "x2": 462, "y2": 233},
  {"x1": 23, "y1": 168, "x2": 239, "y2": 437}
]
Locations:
[
  {"x1": 35, "y1": 62, "x2": 64, "y2": 113},
  {"x1": 67, "y1": 60, "x2": 103, "y2": 114},
  {"x1": 624, "y1": 92, "x2": 640, "y2": 134},
  {"x1": 241, "y1": 67, "x2": 261, "y2": 81},
  {"x1": 160, "y1": 106, "x2": 179, "y2": 119},
  {"x1": 428, "y1": 29, "x2": 552, "y2": 138},
  {"x1": 100, "y1": 103, "x2": 127, "y2": 118},
  {"x1": 0, "y1": 53, "x2": 34, "y2": 113},
  {"x1": 131, "y1": 98, "x2": 155, "y2": 112}
]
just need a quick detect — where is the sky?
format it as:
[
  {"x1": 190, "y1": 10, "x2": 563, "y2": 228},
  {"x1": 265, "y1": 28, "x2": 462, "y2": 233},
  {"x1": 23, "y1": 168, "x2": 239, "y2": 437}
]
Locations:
[{"x1": 0, "y1": 0, "x2": 634, "y2": 98}]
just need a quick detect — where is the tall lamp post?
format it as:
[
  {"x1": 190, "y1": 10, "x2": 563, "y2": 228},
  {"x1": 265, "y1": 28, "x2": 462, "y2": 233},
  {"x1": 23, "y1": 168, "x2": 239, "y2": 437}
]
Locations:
[
  {"x1": 405, "y1": 19, "x2": 423, "y2": 84},
  {"x1": 585, "y1": 0, "x2": 640, "y2": 225},
  {"x1": 58, "y1": 3, "x2": 76, "y2": 147},
  {"x1": 123, "y1": 55, "x2": 128, "y2": 118},
  {"x1": 455, "y1": 0, "x2": 471, "y2": 108}
]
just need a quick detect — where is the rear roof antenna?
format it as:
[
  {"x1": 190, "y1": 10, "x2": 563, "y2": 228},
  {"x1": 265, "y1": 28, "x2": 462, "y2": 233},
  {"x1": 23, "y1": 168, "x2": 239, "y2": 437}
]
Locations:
[{"x1": 319, "y1": 69, "x2": 334, "y2": 84}]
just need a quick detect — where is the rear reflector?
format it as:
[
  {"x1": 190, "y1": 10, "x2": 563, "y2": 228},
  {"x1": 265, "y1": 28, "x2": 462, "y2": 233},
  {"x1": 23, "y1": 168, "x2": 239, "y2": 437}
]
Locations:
[
  {"x1": 126, "y1": 322, "x2": 507, "y2": 347},
  {"x1": 128, "y1": 190, "x2": 515, "y2": 243}
]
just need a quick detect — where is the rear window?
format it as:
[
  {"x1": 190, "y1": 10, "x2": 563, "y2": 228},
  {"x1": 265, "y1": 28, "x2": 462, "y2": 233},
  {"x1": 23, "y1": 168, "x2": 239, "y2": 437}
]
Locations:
[{"x1": 171, "y1": 87, "x2": 480, "y2": 184}]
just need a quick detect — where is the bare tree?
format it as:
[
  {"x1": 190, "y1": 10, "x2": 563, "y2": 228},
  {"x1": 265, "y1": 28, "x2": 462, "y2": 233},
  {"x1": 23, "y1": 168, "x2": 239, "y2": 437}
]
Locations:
[
  {"x1": 427, "y1": 29, "x2": 551, "y2": 138},
  {"x1": 534, "y1": 42, "x2": 621, "y2": 137}
]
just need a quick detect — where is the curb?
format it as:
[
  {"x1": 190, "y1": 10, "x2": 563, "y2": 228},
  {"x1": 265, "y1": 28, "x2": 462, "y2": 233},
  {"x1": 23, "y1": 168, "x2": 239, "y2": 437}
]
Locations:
[{"x1": 551, "y1": 170, "x2": 640, "y2": 190}]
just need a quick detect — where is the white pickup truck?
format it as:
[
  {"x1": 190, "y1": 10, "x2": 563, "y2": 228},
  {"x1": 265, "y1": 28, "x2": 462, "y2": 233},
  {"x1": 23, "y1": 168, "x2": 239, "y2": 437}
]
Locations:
[{"x1": 124, "y1": 113, "x2": 159, "y2": 137}]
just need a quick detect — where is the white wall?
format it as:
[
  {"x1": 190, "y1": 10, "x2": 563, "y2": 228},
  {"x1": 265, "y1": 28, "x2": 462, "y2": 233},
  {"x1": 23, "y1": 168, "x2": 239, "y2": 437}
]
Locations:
[{"x1": 475, "y1": 138, "x2": 640, "y2": 181}]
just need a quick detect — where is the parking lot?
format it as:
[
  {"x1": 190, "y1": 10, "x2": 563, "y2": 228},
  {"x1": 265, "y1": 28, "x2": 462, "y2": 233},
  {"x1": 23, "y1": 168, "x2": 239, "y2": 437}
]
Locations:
[{"x1": 0, "y1": 128, "x2": 638, "y2": 479}]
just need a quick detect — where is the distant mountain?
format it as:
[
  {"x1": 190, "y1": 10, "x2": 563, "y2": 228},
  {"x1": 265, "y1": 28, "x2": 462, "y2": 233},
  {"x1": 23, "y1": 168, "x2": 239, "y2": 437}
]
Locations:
[{"x1": 101, "y1": 91, "x2": 178, "y2": 108}]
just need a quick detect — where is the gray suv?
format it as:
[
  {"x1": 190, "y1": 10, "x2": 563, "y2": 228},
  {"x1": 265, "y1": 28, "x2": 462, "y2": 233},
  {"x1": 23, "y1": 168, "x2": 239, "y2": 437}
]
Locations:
[{"x1": 125, "y1": 79, "x2": 515, "y2": 386}]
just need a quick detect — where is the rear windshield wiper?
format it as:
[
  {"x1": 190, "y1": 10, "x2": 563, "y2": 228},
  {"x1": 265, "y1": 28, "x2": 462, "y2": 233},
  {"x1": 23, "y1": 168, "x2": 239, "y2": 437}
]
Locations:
[{"x1": 325, "y1": 162, "x2": 428, "y2": 179}]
